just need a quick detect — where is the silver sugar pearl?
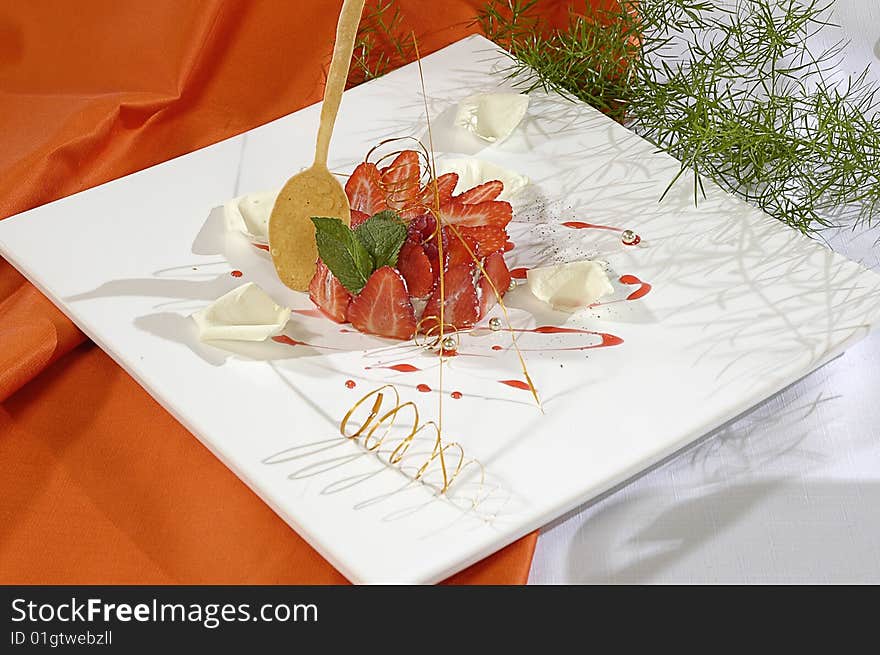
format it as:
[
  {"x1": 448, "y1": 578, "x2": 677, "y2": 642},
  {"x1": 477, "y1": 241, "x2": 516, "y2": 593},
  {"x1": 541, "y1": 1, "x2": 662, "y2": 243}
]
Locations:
[
  {"x1": 488, "y1": 317, "x2": 503, "y2": 331},
  {"x1": 441, "y1": 336, "x2": 457, "y2": 351},
  {"x1": 508, "y1": 278, "x2": 517, "y2": 291},
  {"x1": 621, "y1": 229, "x2": 640, "y2": 246}
]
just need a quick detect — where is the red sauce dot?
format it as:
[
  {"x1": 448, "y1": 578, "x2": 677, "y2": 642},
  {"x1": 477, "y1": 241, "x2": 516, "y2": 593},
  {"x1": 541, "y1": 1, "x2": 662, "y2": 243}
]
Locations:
[
  {"x1": 416, "y1": 383, "x2": 431, "y2": 393},
  {"x1": 345, "y1": 379, "x2": 356, "y2": 389},
  {"x1": 491, "y1": 345, "x2": 503, "y2": 351},
  {"x1": 451, "y1": 391, "x2": 462, "y2": 399},
  {"x1": 230, "y1": 270, "x2": 243, "y2": 278}
]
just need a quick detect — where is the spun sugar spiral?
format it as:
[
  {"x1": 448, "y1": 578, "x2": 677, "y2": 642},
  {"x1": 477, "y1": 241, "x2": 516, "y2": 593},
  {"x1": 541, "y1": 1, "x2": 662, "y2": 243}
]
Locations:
[{"x1": 341, "y1": 384, "x2": 484, "y2": 494}]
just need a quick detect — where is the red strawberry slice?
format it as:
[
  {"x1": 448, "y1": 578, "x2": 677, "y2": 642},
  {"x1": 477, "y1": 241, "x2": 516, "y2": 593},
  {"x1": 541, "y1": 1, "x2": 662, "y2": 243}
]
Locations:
[
  {"x1": 440, "y1": 199, "x2": 512, "y2": 228},
  {"x1": 445, "y1": 229, "x2": 475, "y2": 269},
  {"x1": 350, "y1": 209, "x2": 370, "y2": 228},
  {"x1": 418, "y1": 172, "x2": 458, "y2": 208},
  {"x1": 455, "y1": 180, "x2": 504, "y2": 204},
  {"x1": 345, "y1": 162, "x2": 387, "y2": 216},
  {"x1": 348, "y1": 266, "x2": 417, "y2": 340},
  {"x1": 444, "y1": 225, "x2": 509, "y2": 268},
  {"x1": 380, "y1": 150, "x2": 420, "y2": 211},
  {"x1": 397, "y1": 239, "x2": 434, "y2": 299},
  {"x1": 422, "y1": 263, "x2": 480, "y2": 330},
  {"x1": 309, "y1": 260, "x2": 351, "y2": 323},
  {"x1": 455, "y1": 225, "x2": 508, "y2": 256},
  {"x1": 478, "y1": 251, "x2": 512, "y2": 317}
]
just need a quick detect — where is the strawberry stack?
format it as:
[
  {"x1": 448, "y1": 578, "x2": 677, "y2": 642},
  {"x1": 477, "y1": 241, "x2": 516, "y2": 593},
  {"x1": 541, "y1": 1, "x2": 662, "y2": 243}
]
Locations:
[{"x1": 309, "y1": 151, "x2": 513, "y2": 340}]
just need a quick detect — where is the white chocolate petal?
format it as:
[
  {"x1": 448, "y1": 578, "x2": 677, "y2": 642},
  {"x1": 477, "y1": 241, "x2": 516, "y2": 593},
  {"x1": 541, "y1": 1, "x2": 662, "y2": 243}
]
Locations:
[
  {"x1": 192, "y1": 282, "x2": 291, "y2": 341},
  {"x1": 435, "y1": 158, "x2": 529, "y2": 200},
  {"x1": 224, "y1": 189, "x2": 279, "y2": 243},
  {"x1": 527, "y1": 260, "x2": 614, "y2": 312},
  {"x1": 454, "y1": 93, "x2": 529, "y2": 144}
]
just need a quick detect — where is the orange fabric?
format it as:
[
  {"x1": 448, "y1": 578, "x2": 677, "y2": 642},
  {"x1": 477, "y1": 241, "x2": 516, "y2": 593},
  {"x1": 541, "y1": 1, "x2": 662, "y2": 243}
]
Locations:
[{"x1": 0, "y1": 0, "x2": 565, "y2": 584}]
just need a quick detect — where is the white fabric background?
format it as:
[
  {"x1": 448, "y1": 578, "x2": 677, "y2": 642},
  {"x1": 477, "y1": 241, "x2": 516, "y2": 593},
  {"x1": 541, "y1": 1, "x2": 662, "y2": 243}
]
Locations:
[{"x1": 529, "y1": 0, "x2": 880, "y2": 584}]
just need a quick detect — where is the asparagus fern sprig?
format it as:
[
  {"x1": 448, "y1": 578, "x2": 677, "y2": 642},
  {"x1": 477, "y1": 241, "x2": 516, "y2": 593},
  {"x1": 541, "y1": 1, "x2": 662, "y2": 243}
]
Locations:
[
  {"x1": 349, "y1": 0, "x2": 415, "y2": 88},
  {"x1": 479, "y1": 0, "x2": 880, "y2": 233}
]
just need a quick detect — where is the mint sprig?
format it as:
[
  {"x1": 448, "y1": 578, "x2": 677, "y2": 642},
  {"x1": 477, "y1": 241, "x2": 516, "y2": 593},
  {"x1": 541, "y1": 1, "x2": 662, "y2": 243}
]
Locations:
[
  {"x1": 354, "y1": 210, "x2": 407, "y2": 269},
  {"x1": 311, "y1": 210, "x2": 407, "y2": 294},
  {"x1": 311, "y1": 216, "x2": 374, "y2": 294}
]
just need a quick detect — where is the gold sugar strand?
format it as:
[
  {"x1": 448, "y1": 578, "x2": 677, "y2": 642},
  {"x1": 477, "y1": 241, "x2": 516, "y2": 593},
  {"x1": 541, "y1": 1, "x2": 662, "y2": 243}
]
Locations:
[
  {"x1": 412, "y1": 35, "x2": 451, "y2": 487},
  {"x1": 444, "y1": 221, "x2": 543, "y2": 411},
  {"x1": 340, "y1": 385, "x2": 484, "y2": 494}
]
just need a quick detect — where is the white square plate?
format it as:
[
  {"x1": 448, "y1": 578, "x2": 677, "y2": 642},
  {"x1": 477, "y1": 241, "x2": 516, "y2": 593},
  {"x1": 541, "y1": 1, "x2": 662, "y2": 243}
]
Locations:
[{"x1": 2, "y1": 36, "x2": 879, "y2": 583}]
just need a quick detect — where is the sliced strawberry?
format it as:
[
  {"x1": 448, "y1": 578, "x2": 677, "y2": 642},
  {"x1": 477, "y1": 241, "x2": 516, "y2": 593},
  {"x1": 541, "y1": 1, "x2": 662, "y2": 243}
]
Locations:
[
  {"x1": 440, "y1": 199, "x2": 512, "y2": 228},
  {"x1": 399, "y1": 205, "x2": 424, "y2": 221},
  {"x1": 309, "y1": 260, "x2": 351, "y2": 323},
  {"x1": 443, "y1": 225, "x2": 509, "y2": 267},
  {"x1": 422, "y1": 263, "x2": 480, "y2": 330},
  {"x1": 348, "y1": 266, "x2": 417, "y2": 340},
  {"x1": 456, "y1": 225, "x2": 508, "y2": 256},
  {"x1": 478, "y1": 251, "x2": 512, "y2": 317},
  {"x1": 455, "y1": 180, "x2": 504, "y2": 204},
  {"x1": 397, "y1": 239, "x2": 434, "y2": 299},
  {"x1": 350, "y1": 209, "x2": 370, "y2": 228},
  {"x1": 345, "y1": 162, "x2": 387, "y2": 216},
  {"x1": 418, "y1": 172, "x2": 458, "y2": 208},
  {"x1": 402, "y1": 173, "x2": 458, "y2": 220},
  {"x1": 380, "y1": 150, "x2": 420, "y2": 211},
  {"x1": 445, "y1": 230, "x2": 475, "y2": 268}
]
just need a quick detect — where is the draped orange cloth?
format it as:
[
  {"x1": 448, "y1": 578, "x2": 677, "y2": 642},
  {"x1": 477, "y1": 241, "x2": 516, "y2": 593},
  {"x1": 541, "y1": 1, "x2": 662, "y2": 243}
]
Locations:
[{"x1": 0, "y1": 0, "x2": 584, "y2": 584}]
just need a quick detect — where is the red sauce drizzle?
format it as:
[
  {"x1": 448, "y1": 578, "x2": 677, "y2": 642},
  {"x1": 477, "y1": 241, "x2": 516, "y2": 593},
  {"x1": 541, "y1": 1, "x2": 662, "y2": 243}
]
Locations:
[
  {"x1": 561, "y1": 221, "x2": 622, "y2": 232},
  {"x1": 504, "y1": 241, "x2": 515, "y2": 252},
  {"x1": 510, "y1": 267, "x2": 529, "y2": 280},
  {"x1": 451, "y1": 391, "x2": 462, "y2": 399},
  {"x1": 230, "y1": 270, "x2": 243, "y2": 278},
  {"x1": 504, "y1": 325, "x2": 624, "y2": 351},
  {"x1": 253, "y1": 243, "x2": 271, "y2": 252},
  {"x1": 530, "y1": 325, "x2": 589, "y2": 334},
  {"x1": 500, "y1": 379, "x2": 532, "y2": 391},
  {"x1": 271, "y1": 335, "x2": 343, "y2": 351},
  {"x1": 619, "y1": 274, "x2": 652, "y2": 300},
  {"x1": 272, "y1": 335, "x2": 303, "y2": 346},
  {"x1": 366, "y1": 363, "x2": 420, "y2": 373},
  {"x1": 600, "y1": 333, "x2": 624, "y2": 347},
  {"x1": 345, "y1": 379, "x2": 356, "y2": 389},
  {"x1": 389, "y1": 363, "x2": 421, "y2": 372},
  {"x1": 416, "y1": 383, "x2": 431, "y2": 393}
]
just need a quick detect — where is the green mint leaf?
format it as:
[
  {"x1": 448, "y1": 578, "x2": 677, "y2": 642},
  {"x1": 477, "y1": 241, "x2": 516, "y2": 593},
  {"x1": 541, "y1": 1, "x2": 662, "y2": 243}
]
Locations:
[
  {"x1": 353, "y1": 210, "x2": 408, "y2": 270},
  {"x1": 311, "y1": 216, "x2": 374, "y2": 294}
]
